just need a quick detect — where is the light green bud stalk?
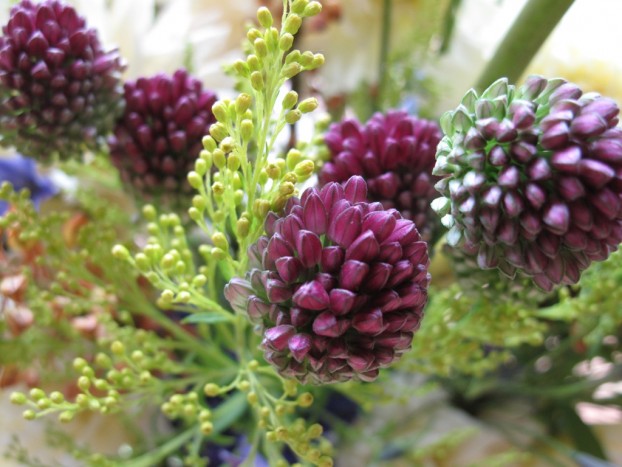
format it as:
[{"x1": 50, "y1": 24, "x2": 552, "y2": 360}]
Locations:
[
  {"x1": 257, "y1": 6, "x2": 273, "y2": 28},
  {"x1": 298, "y1": 97, "x2": 318, "y2": 113},
  {"x1": 251, "y1": 71, "x2": 264, "y2": 91}
]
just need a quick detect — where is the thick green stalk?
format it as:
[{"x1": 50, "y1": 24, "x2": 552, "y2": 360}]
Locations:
[
  {"x1": 375, "y1": 0, "x2": 392, "y2": 112},
  {"x1": 474, "y1": 0, "x2": 575, "y2": 91}
]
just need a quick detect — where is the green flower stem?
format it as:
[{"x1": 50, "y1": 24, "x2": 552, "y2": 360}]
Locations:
[
  {"x1": 474, "y1": 0, "x2": 575, "y2": 91},
  {"x1": 375, "y1": 0, "x2": 393, "y2": 112},
  {"x1": 123, "y1": 427, "x2": 196, "y2": 467}
]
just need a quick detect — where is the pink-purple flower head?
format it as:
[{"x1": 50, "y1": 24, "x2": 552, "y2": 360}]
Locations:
[
  {"x1": 433, "y1": 76, "x2": 622, "y2": 291},
  {"x1": 225, "y1": 176, "x2": 430, "y2": 384},
  {"x1": 319, "y1": 110, "x2": 442, "y2": 243},
  {"x1": 0, "y1": 0, "x2": 125, "y2": 159},
  {"x1": 107, "y1": 69, "x2": 217, "y2": 202}
]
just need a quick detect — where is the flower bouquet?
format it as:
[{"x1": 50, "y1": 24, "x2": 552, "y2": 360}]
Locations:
[{"x1": 1, "y1": 0, "x2": 622, "y2": 465}]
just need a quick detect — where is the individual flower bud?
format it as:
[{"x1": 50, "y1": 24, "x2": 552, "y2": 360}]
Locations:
[
  {"x1": 241, "y1": 119, "x2": 254, "y2": 141},
  {"x1": 202, "y1": 135, "x2": 217, "y2": 151},
  {"x1": 251, "y1": 71, "x2": 264, "y2": 91},
  {"x1": 0, "y1": 0, "x2": 125, "y2": 160},
  {"x1": 292, "y1": 0, "x2": 310, "y2": 15},
  {"x1": 228, "y1": 153, "x2": 241, "y2": 171},
  {"x1": 247, "y1": 55, "x2": 261, "y2": 72},
  {"x1": 254, "y1": 38, "x2": 268, "y2": 58},
  {"x1": 247, "y1": 28, "x2": 262, "y2": 44},
  {"x1": 108, "y1": 69, "x2": 217, "y2": 205},
  {"x1": 233, "y1": 60, "x2": 250, "y2": 77},
  {"x1": 279, "y1": 33, "x2": 294, "y2": 51},
  {"x1": 211, "y1": 232, "x2": 229, "y2": 251},
  {"x1": 237, "y1": 218, "x2": 250, "y2": 238},
  {"x1": 286, "y1": 109, "x2": 302, "y2": 125},
  {"x1": 282, "y1": 63, "x2": 303, "y2": 79},
  {"x1": 433, "y1": 76, "x2": 622, "y2": 291},
  {"x1": 235, "y1": 93, "x2": 252, "y2": 115},
  {"x1": 209, "y1": 122, "x2": 228, "y2": 142},
  {"x1": 304, "y1": 1, "x2": 323, "y2": 17},
  {"x1": 257, "y1": 6, "x2": 273, "y2": 28},
  {"x1": 220, "y1": 137, "x2": 235, "y2": 153},
  {"x1": 298, "y1": 98, "x2": 319, "y2": 114},
  {"x1": 309, "y1": 54, "x2": 325, "y2": 70},
  {"x1": 284, "y1": 14, "x2": 303, "y2": 35},
  {"x1": 225, "y1": 176, "x2": 430, "y2": 384},
  {"x1": 266, "y1": 163, "x2": 281, "y2": 180},
  {"x1": 294, "y1": 160, "x2": 315, "y2": 181},
  {"x1": 212, "y1": 149, "x2": 226, "y2": 169},
  {"x1": 212, "y1": 101, "x2": 229, "y2": 123},
  {"x1": 320, "y1": 110, "x2": 443, "y2": 242},
  {"x1": 283, "y1": 91, "x2": 299, "y2": 110}
]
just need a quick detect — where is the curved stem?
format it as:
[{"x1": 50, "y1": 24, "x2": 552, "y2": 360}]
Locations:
[{"x1": 474, "y1": 0, "x2": 575, "y2": 91}]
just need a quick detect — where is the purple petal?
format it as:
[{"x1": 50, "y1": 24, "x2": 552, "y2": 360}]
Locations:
[{"x1": 292, "y1": 280, "x2": 329, "y2": 311}]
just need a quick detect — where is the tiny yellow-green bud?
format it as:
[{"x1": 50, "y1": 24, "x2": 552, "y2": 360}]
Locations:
[
  {"x1": 202, "y1": 135, "x2": 217, "y2": 151},
  {"x1": 257, "y1": 6, "x2": 273, "y2": 28},
  {"x1": 220, "y1": 136, "x2": 235, "y2": 153},
  {"x1": 95, "y1": 353, "x2": 112, "y2": 368},
  {"x1": 78, "y1": 376, "x2": 91, "y2": 391},
  {"x1": 275, "y1": 404, "x2": 287, "y2": 416},
  {"x1": 227, "y1": 153, "x2": 241, "y2": 171},
  {"x1": 275, "y1": 426, "x2": 288, "y2": 440},
  {"x1": 318, "y1": 456, "x2": 334, "y2": 467},
  {"x1": 210, "y1": 247, "x2": 226, "y2": 260},
  {"x1": 10, "y1": 392, "x2": 27, "y2": 405},
  {"x1": 238, "y1": 380, "x2": 250, "y2": 392},
  {"x1": 303, "y1": 1, "x2": 322, "y2": 17},
  {"x1": 234, "y1": 189, "x2": 244, "y2": 206},
  {"x1": 188, "y1": 207, "x2": 201, "y2": 222},
  {"x1": 177, "y1": 291, "x2": 191, "y2": 303},
  {"x1": 279, "y1": 33, "x2": 294, "y2": 51},
  {"x1": 297, "y1": 97, "x2": 318, "y2": 114},
  {"x1": 294, "y1": 160, "x2": 315, "y2": 180},
  {"x1": 139, "y1": 371, "x2": 152, "y2": 384},
  {"x1": 211, "y1": 232, "x2": 229, "y2": 250},
  {"x1": 212, "y1": 182, "x2": 225, "y2": 197},
  {"x1": 307, "y1": 423, "x2": 323, "y2": 439},
  {"x1": 253, "y1": 199, "x2": 271, "y2": 218},
  {"x1": 111, "y1": 340, "x2": 125, "y2": 355},
  {"x1": 299, "y1": 51, "x2": 314, "y2": 67},
  {"x1": 282, "y1": 90, "x2": 298, "y2": 110},
  {"x1": 297, "y1": 392, "x2": 313, "y2": 407},
  {"x1": 266, "y1": 163, "x2": 281, "y2": 180},
  {"x1": 258, "y1": 169, "x2": 269, "y2": 185},
  {"x1": 254, "y1": 38, "x2": 268, "y2": 57},
  {"x1": 199, "y1": 149, "x2": 213, "y2": 167},
  {"x1": 240, "y1": 119, "x2": 254, "y2": 141},
  {"x1": 192, "y1": 195, "x2": 207, "y2": 211},
  {"x1": 266, "y1": 431, "x2": 277, "y2": 442},
  {"x1": 212, "y1": 148, "x2": 226, "y2": 169},
  {"x1": 235, "y1": 93, "x2": 252, "y2": 114},
  {"x1": 195, "y1": 158, "x2": 208, "y2": 176},
  {"x1": 131, "y1": 350, "x2": 144, "y2": 363},
  {"x1": 247, "y1": 28, "x2": 262, "y2": 44},
  {"x1": 247, "y1": 392, "x2": 258, "y2": 404},
  {"x1": 292, "y1": 0, "x2": 309, "y2": 14},
  {"x1": 111, "y1": 244, "x2": 130, "y2": 261},
  {"x1": 286, "y1": 109, "x2": 302, "y2": 124},
  {"x1": 283, "y1": 171, "x2": 298, "y2": 184},
  {"x1": 187, "y1": 171, "x2": 203, "y2": 189},
  {"x1": 236, "y1": 218, "x2": 250, "y2": 238},
  {"x1": 310, "y1": 53, "x2": 325, "y2": 69},
  {"x1": 23, "y1": 410, "x2": 36, "y2": 421},
  {"x1": 192, "y1": 274, "x2": 207, "y2": 287},
  {"x1": 286, "y1": 149, "x2": 303, "y2": 169},
  {"x1": 283, "y1": 14, "x2": 302, "y2": 35},
  {"x1": 94, "y1": 379, "x2": 108, "y2": 391},
  {"x1": 282, "y1": 62, "x2": 302, "y2": 79},
  {"x1": 49, "y1": 391, "x2": 64, "y2": 404},
  {"x1": 286, "y1": 49, "x2": 301, "y2": 64},
  {"x1": 201, "y1": 421, "x2": 214, "y2": 436},
  {"x1": 73, "y1": 357, "x2": 88, "y2": 372},
  {"x1": 142, "y1": 204, "x2": 157, "y2": 221},
  {"x1": 199, "y1": 409, "x2": 212, "y2": 422},
  {"x1": 135, "y1": 253, "x2": 151, "y2": 273},
  {"x1": 251, "y1": 71, "x2": 264, "y2": 91},
  {"x1": 209, "y1": 122, "x2": 228, "y2": 142},
  {"x1": 58, "y1": 411, "x2": 74, "y2": 423},
  {"x1": 247, "y1": 54, "x2": 261, "y2": 71},
  {"x1": 233, "y1": 59, "x2": 250, "y2": 77},
  {"x1": 203, "y1": 383, "x2": 220, "y2": 397},
  {"x1": 212, "y1": 101, "x2": 228, "y2": 123}
]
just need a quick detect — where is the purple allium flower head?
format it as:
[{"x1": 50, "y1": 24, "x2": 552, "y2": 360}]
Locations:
[
  {"x1": 319, "y1": 110, "x2": 442, "y2": 242},
  {"x1": 0, "y1": 154, "x2": 57, "y2": 215},
  {"x1": 225, "y1": 176, "x2": 430, "y2": 384},
  {"x1": 433, "y1": 76, "x2": 622, "y2": 291},
  {"x1": 107, "y1": 69, "x2": 217, "y2": 202},
  {"x1": 0, "y1": 0, "x2": 125, "y2": 159}
]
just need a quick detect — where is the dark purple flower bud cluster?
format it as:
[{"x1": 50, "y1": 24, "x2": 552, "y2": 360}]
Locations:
[
  {"x1": 0, "y1": 0, "x2": 125, "y2": 159},
  {"x1": 319, "y1": 110, "x2": 442, "y2": 242},
  {"x1": 433, "y1": 76, "x2": 622, "y2": 291},
  {"x1": 108, "y1": 69, "x2": 217, "y2": 201},
  {"x1": 225, "y1": 176, "x2": 430, "y2": 384}
]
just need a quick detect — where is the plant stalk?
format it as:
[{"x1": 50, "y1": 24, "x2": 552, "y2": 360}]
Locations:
[{"x1": 474, "y1": 0, "x2": 575, "y2": 91}]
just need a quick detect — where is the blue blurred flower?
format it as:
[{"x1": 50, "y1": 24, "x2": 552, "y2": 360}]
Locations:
[{"x1": 0, "y1": 155, "x2": 57, "y2": 215}]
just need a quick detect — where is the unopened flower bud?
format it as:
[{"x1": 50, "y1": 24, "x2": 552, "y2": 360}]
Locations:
[
  {"x1": 236, "y1": 93, "x2": 252, "y2": 115},
  {"x1": 257, "y1": 6, "x2": 273, "y2": 28},
  {"x1": 228, "y1": 154, "x2": 241, "y2": 171},
  {"x1": 282, "y1": 63, "x2": 303, "y2": 79},
  {"x1": 304, "y1": 1, "x2": 322, "y2": 16},
  {"x1": 254, "y1": 38, "x2": 268, "y2": 58},
  {"x1": 294, "y1": 160, "x2": 315, "y2": 180},
  {"x1": 236, "y1": 218, "x2": 250, "y2": 238},
  {"x1": 266, "y1": 164, "x2": 281, "y2": 180},
  {"x1": 202, "y1": 135, "x2": 217, "y2": 151},
  {"x1": 188, "y1": 171, "x2": 203, "y2": 189},
  {"x1": 279, "y1": 33, "x2": 295, "y2": 51},
  {"x1": 212, "y1": 149, "x2": 226, "y2": 169},
  {"x1": 286, "y1": 109, "x2": 302, "y2": 124},
  {"x1": 212, "y1": 101, "x2": 229, "y2": 123},
  {"x1": 292, "y1": 0, "x2": 309, "y2": 14},
  {"x1": 298, "y1": 98, "x2": 318, "y2": 114},
  {"x1": 283, "y1": 91, "x2": 299, "y2": 110},
  {"x1": 209, "y1": 123, "x2": 228, "y2": 142},
  {"x1": 233, "y1": 60, "x2": 250, "y2": 77},
  {"x1": 247, "y1": 28, "x2": 262, "y2": 44},
  {"x1": 241, "y1": 119, "x2": 254, "y2": 141},
  {"x1": 251, "y1": 71, "x2": 264, "y2": 91}
]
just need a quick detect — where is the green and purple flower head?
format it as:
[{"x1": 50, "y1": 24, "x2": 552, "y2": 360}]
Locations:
[
  {"x1": 0, "y1": 0, "x2": 125, "y2": 159},
  {"x1": 226, "y1": 176, "x2": 430, "y2": 384},
  {"x1": 433, "y1": 76, "x2": 622, "y2": 291}
]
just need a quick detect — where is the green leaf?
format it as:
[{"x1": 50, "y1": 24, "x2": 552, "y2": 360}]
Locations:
[
  {"x1": 181, "y1": 312, "x2": 233, "y2": 324},
  {"x1": 212, "y1": 392, "x2": 248, "y2": 434}
]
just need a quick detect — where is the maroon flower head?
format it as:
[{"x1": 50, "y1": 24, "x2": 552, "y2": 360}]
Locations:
[
  {"x1": 0, "y1": 0, "x2": 125, "y2": 159},
  {"x1": 319, "y1": 110, "x2": 442, "y2": 242},
  {"x1": 225, "y1": 176, "x2": 431, "y2": 384},
  {"x1": 433, "y1": 76, "x2": 622, "y2": 291},
  {"x1": 108, "y1": 69, "x2": 217, "y2": 202}
]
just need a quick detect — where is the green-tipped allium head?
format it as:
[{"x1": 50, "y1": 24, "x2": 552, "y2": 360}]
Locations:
[
  {"x1": 0, "y1": 0, "x2": 125, "y2": 160},
  {"x1": 432, "y1": 76, "x2": 622, "y2": 291}
]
